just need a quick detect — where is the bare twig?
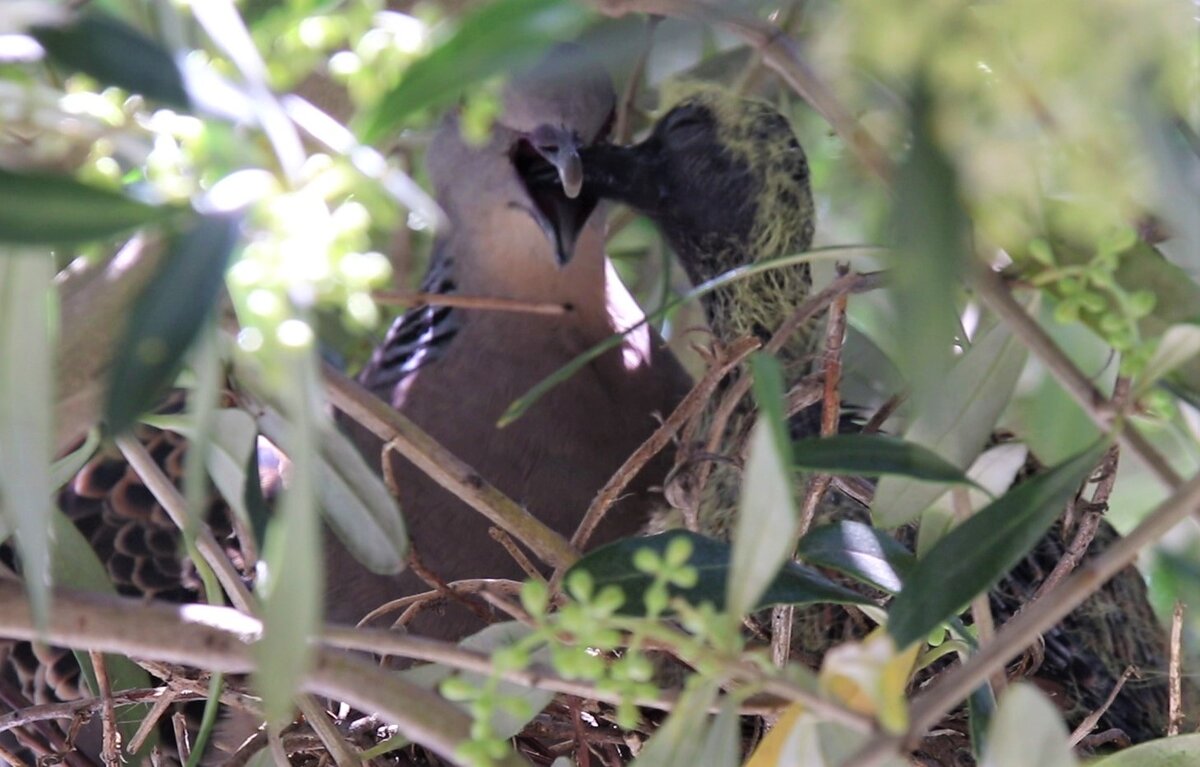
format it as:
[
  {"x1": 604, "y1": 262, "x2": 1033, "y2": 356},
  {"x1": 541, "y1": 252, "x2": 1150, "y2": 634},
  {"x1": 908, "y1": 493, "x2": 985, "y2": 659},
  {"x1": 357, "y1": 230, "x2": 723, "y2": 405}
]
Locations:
[
  {"x1": 862, "y1": 394, "x2": 904, "y2": 435},
  {"x1": 322, "y1": 362, "x2": 579, "y2": 569},
  {"x1": 1069, "y1": 666, "x2": 1134, "y2": 746},
  {"x1": 295, "y1": 696, "x2": 359, "y2": 767},
  {"x1": 1169, "y1": 601, "x2": 1185, "y2": 736},
  {"x1": 845, "y1": 466, "x2": 1200, "y2": 767},
  {"x1": 370, "y1": 291, "x2": 567, "y2": 316},
  {"x1": 972, "y1": 267, "x2": 1184, "y2": 493},
  {"x1": 569, "y1": 336, "x2": 760, "y2": 553},
  {"x1": 126, "y1": 689, "x2": 179, "y2": 755},
  {"x1": 87, "y1": 650, "x2": 120, "y2": 767},
  {"x1": 490, "y1": 527, "x2": 545, "y2": 582},
  {"x1": 114, "y1": 435, "x2": 256, "y2": 613},
  {"x1": 171, "y1": 710, "x2": 191, "y2": 765},
  {"x1": 0, "y1": 742, "x2": 30, "y2": 767}
]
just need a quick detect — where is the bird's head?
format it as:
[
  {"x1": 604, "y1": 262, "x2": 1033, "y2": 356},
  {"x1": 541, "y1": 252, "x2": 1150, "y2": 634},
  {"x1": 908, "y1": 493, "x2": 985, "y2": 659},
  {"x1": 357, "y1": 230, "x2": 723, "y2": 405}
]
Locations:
[{"x1": 426, "y1": 43, "x2": 615, "y2": 266}]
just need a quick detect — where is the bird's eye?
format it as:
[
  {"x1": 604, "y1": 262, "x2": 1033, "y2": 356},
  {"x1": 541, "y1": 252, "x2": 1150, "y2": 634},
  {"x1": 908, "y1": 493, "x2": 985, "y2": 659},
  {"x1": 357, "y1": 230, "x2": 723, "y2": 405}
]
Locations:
[{"x1": 539, "y1": 143, "x2": 559, "y2": 155}]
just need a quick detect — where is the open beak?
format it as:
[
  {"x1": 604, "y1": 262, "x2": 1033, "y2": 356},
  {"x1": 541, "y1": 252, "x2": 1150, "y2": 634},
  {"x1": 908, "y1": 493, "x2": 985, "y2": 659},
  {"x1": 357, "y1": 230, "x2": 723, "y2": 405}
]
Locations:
[{"x1": 513, "y1": 125, "x2": 599, "y2": 266}]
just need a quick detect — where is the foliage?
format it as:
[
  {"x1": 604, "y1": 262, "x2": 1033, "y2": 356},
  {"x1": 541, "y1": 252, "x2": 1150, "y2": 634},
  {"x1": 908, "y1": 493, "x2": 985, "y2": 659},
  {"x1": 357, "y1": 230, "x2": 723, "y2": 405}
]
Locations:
[{"x1": 0, "y1": 1, "x2": 1198, "y2": 766}]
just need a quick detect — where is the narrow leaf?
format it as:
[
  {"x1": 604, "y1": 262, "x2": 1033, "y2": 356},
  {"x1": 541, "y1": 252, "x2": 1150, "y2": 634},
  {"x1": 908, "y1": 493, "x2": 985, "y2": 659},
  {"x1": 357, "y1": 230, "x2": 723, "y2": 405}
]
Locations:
[
  {"x1": 105, "y1": 213, "x2": 239, "y2": 435},
  {"x1": 728, "y1": 355, "x2": 798, "y2": 618},
  {"x1": 873, "y1": 319, "x2": 1028, "y2": 527},
  {"x1": 888, "y1": 442, "x2": 1106, "y2": 648},
  {"x1": 1136, "y1": 323, "x2": 1200, "y2": 396},
  {"x1": 32, "y1": 12, "x2": 189, "y2": 107},
  {"x1": 567, "y1": 531, "x2": 870, "y2": 616},
  {"x1": 795, "y1": 522, "x2": 915, "y2": 594},
  {"x1": 980, "y1": 684, "x2": 1077, "y2": 767},
  {"x1": 0, "y1": 167, "x2": 174, "y2": 245},
  {"x1": 631, "y1": 678, "x2": 720, "y2": 767},
  {"x1": 0, "y1": 252, "x2": 55, "y2": 624},
  {"x1": 361, "y1": 0, "x2": 591, "y2": 143},
  {"x1": 792, "y1": 434, "x2": 981, "y2": 486}
]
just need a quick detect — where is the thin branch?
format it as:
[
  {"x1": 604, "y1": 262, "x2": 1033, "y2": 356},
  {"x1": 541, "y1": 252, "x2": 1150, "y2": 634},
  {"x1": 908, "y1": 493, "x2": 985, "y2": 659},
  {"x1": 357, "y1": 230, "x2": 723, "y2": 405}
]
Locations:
[
  {"x1": 370, "y1": 291, "x2": 567, "y2": 316},
  {"x1": 972, "y1": 267, "x2": 1184, "y2": 492},
  {"x1": 87, "y1": 650, "x2": 119, "y2": 767},
  {"x1": 321, "y1": 362, "x2": 579, "y2": 569},
  {"x1": 295, "y1": 696, "x2": 359, "y2": 767},
  {"x1": 845, "y1": 466, "x2": 1200, "y2": 767},
  {"x1": 126, "y1": 690, "x2": 179, "y2": 755},
  {"x1": 1069, "y1": 666, "x2": 1134, "y2": 747},
  {"x1": 1169, "y1": 600, "x2": 1185, "y2": 736}
]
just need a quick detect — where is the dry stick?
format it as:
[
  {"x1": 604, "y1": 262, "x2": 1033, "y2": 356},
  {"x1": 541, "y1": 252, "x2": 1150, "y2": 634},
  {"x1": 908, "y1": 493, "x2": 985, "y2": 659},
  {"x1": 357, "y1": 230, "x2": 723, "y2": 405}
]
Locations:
[
  {"x1": 490, "y1": 527, "x2": 546, "y2": 583},
  {"x1": 370, "y1": 291, "x2": 567, "y2": 317},
  {"x1": 126, "y1": 690, "x2": 179, "y2": 755},
  {"x1": 114, "y1": 436, "x2": 256, "y2": 613},
  {"x1": 844, "y1": 467, "x2": 1200, "y2": 767},
  {"x1": 1069, "y1": 666, "x2": 1135, "y2": 747},
  {"x1": 568, "y1": 336, "x2": 761, "y2": 553},
  {"x1": 590, "y1": 0, "x2": 892, "y2": 182},
  {"x1": 0, "y1": 742, "x2": 30, "y2": 767},
  {"x1": 171, "y1": 711, "x2": 191, "y2": 766},
  {"x1": 87, "y1": 650, "x2": 120, "y2": 767},
  {"x1": 972, "y1": 268, "x2": 1184, "y2": 493},
  {"x1": 322, "y1": 362, "x2": 579, "y2": 569},
  {"x1": 0, "y1": 584, "x2": 526, "y2": 767},
  {"x1": 1169, "y1": 600, "x2": 1185, "y2": 736},
  {"x1": 295, "y1": 696, "x2": 359, "y2": 767}
]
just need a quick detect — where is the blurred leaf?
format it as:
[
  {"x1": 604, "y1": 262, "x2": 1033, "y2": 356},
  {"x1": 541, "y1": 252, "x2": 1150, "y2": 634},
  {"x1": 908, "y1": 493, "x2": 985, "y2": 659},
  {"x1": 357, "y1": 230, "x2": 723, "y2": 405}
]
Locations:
[
  {"x1": 1137, "y1": 108, "x2": 1200, "y2": 274},
  {"x1": 1135, "y1": 323, "x2": 1200, "y2": 397},
  {"x1": 361, "y1": 0, "x2": 592, "y2": 143},
  {"x1": 0, "y1": 252, "x2": 54, "y2": 625},
  {"x1": 728, "y1": 355, "x2": 798, "y2": 618},
  {"x1": 1089, "y1": 733, "x2": 1200, "y2": 767},
  {"x1": 105, "y1": 214, "x2": 239, "y2": 435},
  {"x1": 631, "y1": 678, "x2": 721, "y2": 767},
  {"x1": 0, "y1": 167, "x2": 175, "y2": 245},
  {"x1": 49, "y1": 511, "x2": 157, "y2": 759},
  {"x1": 32, "y1": 11, "x2": 189, "y2": 107},
  {"x1": 819, "y1": 631, "x2": 919, "y2": 733},
  {"x1": 873, "y1": 320, "x2": 1027, "y2": 528},
  {"x1": 889, "y1": 83, "x2": 969, "y2": 401},
  {"x1": 50, "y1": 427, "x2": 101, "y2": 490},
  {"x1": 257, "y1": 408, "x2": 407, "y2": 575},
  {"x1": 567, "y1": 531, "x2": 871, "y2": 616},
  {"x1": 887, "y1": 441, "x2": 1105, "y2": 648},
  {"x1": 980, "y1": 683, "x2": 1076, "y2": 767},
  {"x1": 792, "y1": 434, "x2": 981, "y2": 486},
  {"x1": 402, "y1": 622, "x2": 554, "y2": 740},
  {"x1": 743, "y1": 707, "x2": 908, "y2": 767},
  {"x1": 795, "y1": 521, "x2": 915, "y2": 594}
]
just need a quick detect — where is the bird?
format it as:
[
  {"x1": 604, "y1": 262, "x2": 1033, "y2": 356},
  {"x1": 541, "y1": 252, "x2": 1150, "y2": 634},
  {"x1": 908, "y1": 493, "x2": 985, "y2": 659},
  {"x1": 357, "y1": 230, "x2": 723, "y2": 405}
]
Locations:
[
  {"x1": 326, "y1": 45, "x2": 694, "y2": 637},
  {"x1": 546, "y1": 84, "x2": 1173, "y2": 747}
]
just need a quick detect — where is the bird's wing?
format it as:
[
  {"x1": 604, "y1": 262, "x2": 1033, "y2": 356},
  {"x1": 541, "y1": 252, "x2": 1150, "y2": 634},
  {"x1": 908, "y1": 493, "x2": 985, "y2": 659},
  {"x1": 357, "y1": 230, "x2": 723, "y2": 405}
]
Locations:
[{"x1": 358, "y1": 244, "x2": 462, "y2": 400}]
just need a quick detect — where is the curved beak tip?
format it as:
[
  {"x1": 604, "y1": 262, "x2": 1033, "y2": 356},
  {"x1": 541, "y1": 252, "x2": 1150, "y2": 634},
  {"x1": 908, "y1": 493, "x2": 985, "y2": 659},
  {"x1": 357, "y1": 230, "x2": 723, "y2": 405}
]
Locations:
[{"x1": 557, "y1": 150, "x2": 583, "y2": 199}]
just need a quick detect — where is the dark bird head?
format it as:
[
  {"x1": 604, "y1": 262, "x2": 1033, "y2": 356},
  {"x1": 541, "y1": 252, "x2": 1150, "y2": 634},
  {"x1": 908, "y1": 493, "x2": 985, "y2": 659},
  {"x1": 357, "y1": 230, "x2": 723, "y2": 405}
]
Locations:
[
  {"x1": 531, "y1": 85, "x2": 817, "y2": 352},
  {"x1": 427, "y1": 44, "x2": 615, "y2": 266}
]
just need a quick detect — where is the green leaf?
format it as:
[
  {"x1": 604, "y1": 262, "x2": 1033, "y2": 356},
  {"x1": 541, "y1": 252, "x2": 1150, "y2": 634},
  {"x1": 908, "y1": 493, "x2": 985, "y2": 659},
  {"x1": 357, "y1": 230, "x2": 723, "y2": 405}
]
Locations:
[
  {"x1": 888, "y1": 82, "x2": 970, "y2": 402},
  {"x1": 794, "y1": 522, "x2": 915, "y2": 594},
  {"x1": 360, "y1": 0, "x2": 592, "y2": 143},
  {"x1": 1135, "y1": 323, "x2": 1200, "y2": 397},
  {"x1": 0, "y1": 252, "x2": 55, "y2": 625},
  {"x1": 566, "y1": 531, "x2": 871, "y2": 616},
  {"x1": 727, "y1": 355, "x2": 798, "y2": 618},
  {"x1": 50, "y1": 428, "x2": 102, "y2": 490},
  {"x1": 631, "y1": 678, "x2": 721, "y2": 767},
  {"x1": 873, "y1": 319, "x2": 1028, "y2": 528},
  {"x1": 980, "y1": 683, "x2": 1077, "y2": 767},
  {"x1": 32, "y1": 12, "x2": 189, "y2": 107},
  {"x1": 1089, "y1": 733, "x2": 1200, "y2": 767},
  {"x1": 792, "y1": 434, "x2": 981, "y2": 486},
  {"x1": 0, "y1": 167, "x2": 175, "y2": 245},
  {"x1": 887, "y1": 441, "x2": 1106, "y2": 648},
  {"x1": 105, "y1": 213, "x2": 239, "y2": 435}
]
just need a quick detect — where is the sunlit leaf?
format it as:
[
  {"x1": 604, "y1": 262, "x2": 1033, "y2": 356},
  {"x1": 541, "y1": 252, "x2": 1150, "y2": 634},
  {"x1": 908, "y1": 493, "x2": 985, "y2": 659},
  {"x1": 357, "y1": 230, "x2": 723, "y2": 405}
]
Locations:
[
  {"x1": 819, "y1": 631, "x2": 919, "y2": 733},
  {"x1": 792, "y1": 434, "x2": 981, "y2": 486},
  {"x1": 567, "y1": 531, "x2": 871, "y2": 616},
  {"x1": 1089, "y1": 733, "x2": 1200, "y2": 767},
  {"x1": 32, "y1": 11, "x2": 189, "y2": 107},
  {"x1": 105, "y1": 213, "x2": 239, "y2": 435},
  {"x1": 0, "y1": 252, "x2": 54, "y2": 624},
  {"x1": 887, "y1": 441, "x2": 1106, "y2": 648},
  {"x1": 744, "y1": 705, "x2": 909, "y2": 767},
  {"x1": 873, "y1": 320, "x2": 1028, "y2": 528},
  {"x1": 728, "y1": 355, "x2": 798, "y2": 618},
  {"x1": 0, "y1": 167, "x2": 175, "y2": 245},
  {"x1": 361, "y1": 0, "x2": 592, "y2": 143},
  {"x1": 980, "y1": 684, "x2": 1077, "y2": 767},
  {"x1": 795, "y1": 521, "x2": 915, "y2": 594}
]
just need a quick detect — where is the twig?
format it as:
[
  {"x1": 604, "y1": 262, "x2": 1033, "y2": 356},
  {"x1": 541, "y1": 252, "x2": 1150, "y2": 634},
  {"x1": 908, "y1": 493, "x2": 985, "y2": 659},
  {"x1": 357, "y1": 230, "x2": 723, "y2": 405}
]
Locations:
[
  {"x1": 171, "y1": 710, "x2": 191, "y2": 766},
  {"x1": 322, "y1": 362, "x2": 579, "y2": 569},
  {"x1": 126, "y1": 689, "x2": 179, "y2": 755},
  {"x1": 589, "y1": 0, "x2": 893, "y2": 182},
  {"x1": 295, "y1": 696, "x2": 359, "y2": 767},
  {"x1": 1069, "y1": 666, "x2": 1134, "y2": 746},
  {"x1": 569, "y1": 336, "x2": 760, "y2": 553},
  {"x1": 862, "y1": 394, "x2": 904, "y2": 434},
  {"x1": 844, "y1": 466, "x2": 1200, "y2": 767},
  {"x1": 1169, "y1": 601, "x2": 1185, "y2": 736},
  {"x1": 114, "y1": 435, "x2": 256, "y2": 613},
  {"x1": 0, "y1": 742, "x2": 30, "y2": 767},
  {"x1": 370, "y1": 291, "x2": 567, "y2": 316},
  {"x1": 972, "y1": 267, "x2": 1184, "y2": 493},
  {"x1": 490, "y1": 527, "x2": 545, "y2": 583},
  {"x1": 87, "y1": 650, "x2": 120, "y2": 767}
]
